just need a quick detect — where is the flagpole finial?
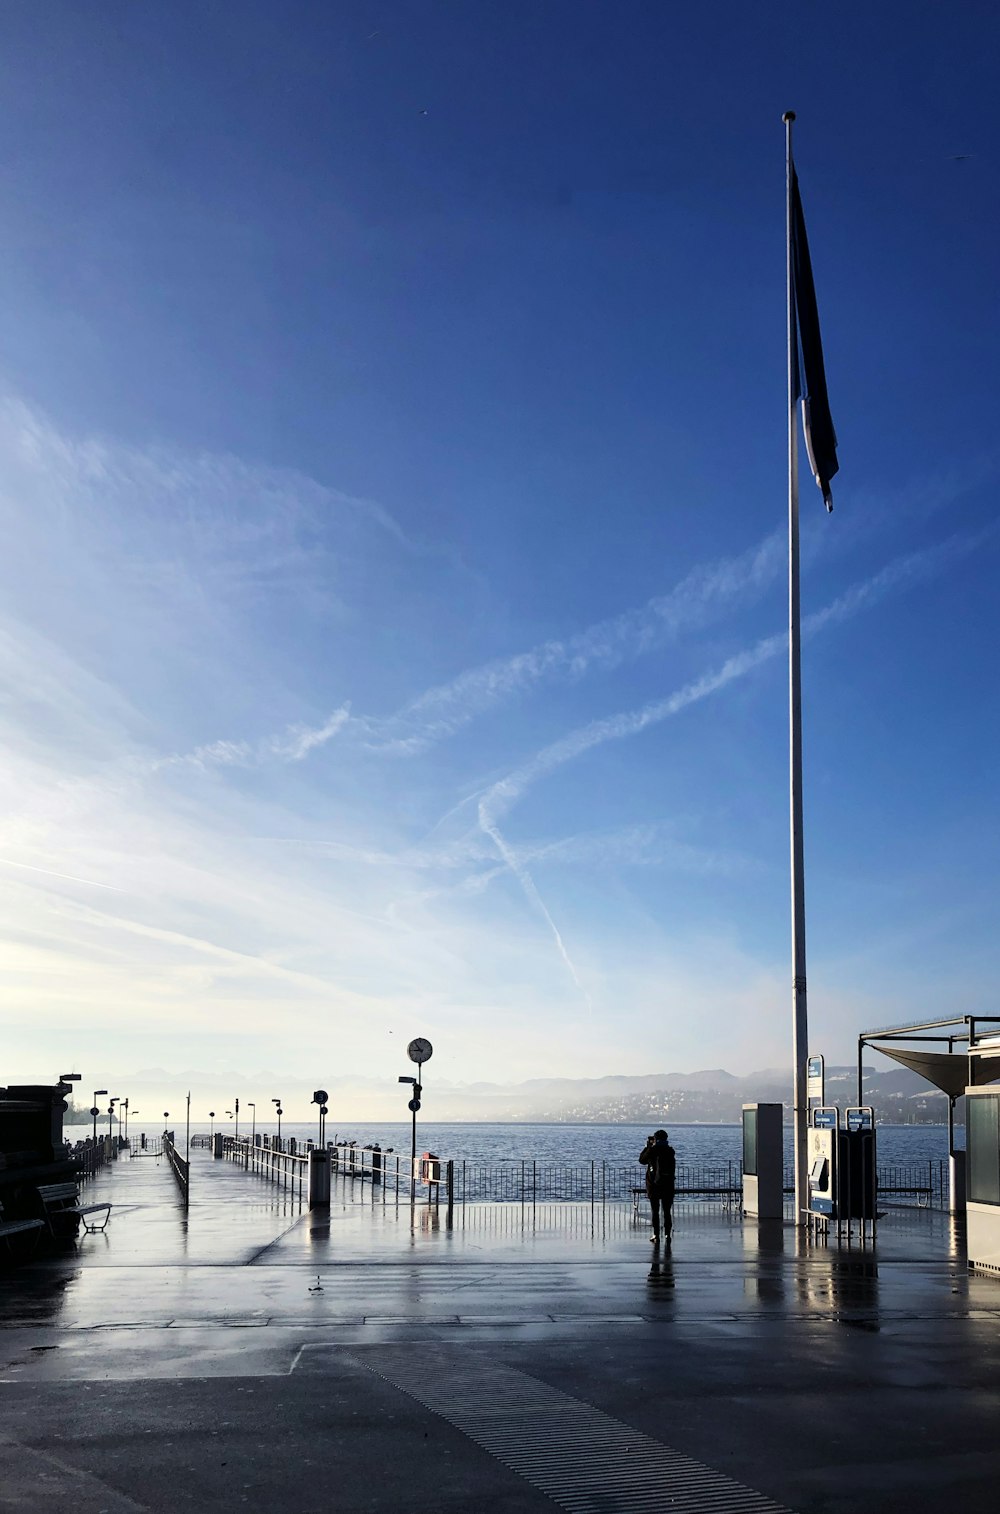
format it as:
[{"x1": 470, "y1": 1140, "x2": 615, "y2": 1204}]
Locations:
[{"x1": 783, "y1": 110, "x2": 796, "y2": 123}]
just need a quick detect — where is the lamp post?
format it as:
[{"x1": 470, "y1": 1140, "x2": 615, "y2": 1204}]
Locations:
[
  {"x1": 401, "y1": 1038, "x2": 433, "y2": 1196},
  {"x1": 92, "y1": 1089, "x2": 108, "y2": 1143},
  {"x1": 234, "y1": 1097, "x2": 239, "y2": 1143},
  {"x1": 248, "y1": 1102, "x2": 255, "y2": 1142},
  {"x1": 163, "y1": 1111, "x2": 169, "y2": 1135},
  {"x1": 107, "y1": 1097, "x2": 118, "y2": 1143},
  {"x1": 121, "y1": 1097, "x2": 129, "y2": 1144},
  {"x1": 312, "y1": 1090, "x2": 329, "y2": 1148},
  {"x1": 209, "y1": 1111, "x2": 215, "y2": 1142},
  {"x1": 272, "y1": 1098, "x2": 282, "y2": 1149}
]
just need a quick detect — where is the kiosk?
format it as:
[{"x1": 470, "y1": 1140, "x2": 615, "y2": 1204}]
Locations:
[{"x1": 742, "y1": 1103, "x2": 783, "y2": 1219}]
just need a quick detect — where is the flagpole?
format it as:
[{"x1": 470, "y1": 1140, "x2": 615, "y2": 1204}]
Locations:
[{"x1": 784, "y1": 110, "x2": 809, "y2": 1225}]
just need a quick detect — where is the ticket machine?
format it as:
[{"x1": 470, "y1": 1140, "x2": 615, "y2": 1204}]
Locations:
[
  {"x1": 742, "y1": 1103, "x2": 783, "y2": 1219},
  {"x1": 808, "y1": 1108, "x2": 838, "y2": 1218}
]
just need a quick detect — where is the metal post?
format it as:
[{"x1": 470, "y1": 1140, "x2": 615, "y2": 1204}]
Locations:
[{"x1": 785, "y1": 110, "x2": 810, "y2": 1227}]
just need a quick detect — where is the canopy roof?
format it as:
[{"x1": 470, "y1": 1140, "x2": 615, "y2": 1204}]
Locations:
[{"x1": 871, "y1": 1043, "x2": 1000, "y2": 1098}]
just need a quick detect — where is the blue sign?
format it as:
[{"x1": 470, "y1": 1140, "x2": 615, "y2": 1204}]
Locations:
[
  {"x1": 846, "y1": 1107, "x2": 873, "y2": 1132},
  {"x1": 813, "y1": 1109, "x2": 837, "y2": 1129}
]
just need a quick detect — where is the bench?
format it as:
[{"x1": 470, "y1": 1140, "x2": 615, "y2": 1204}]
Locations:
[
  {"x1": 37, "y1": 1182, "x2": 112, "y2": 1235},
  {"x1": 0, "y1": 1201, "x2": 46, "y2": 1241},
  {"x1": 632, "y1": 1185, "x2": 740, "y2": 1216}
]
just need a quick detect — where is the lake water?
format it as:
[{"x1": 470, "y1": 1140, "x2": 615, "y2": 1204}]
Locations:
[{"x1": 141, "y1": 1120, "x2": 960, "y2": 1169}]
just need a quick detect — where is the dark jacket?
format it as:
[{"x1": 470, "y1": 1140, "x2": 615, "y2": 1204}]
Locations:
[{"x1": 639, "y1": 1138, "x2": 676, "y2": 1195}]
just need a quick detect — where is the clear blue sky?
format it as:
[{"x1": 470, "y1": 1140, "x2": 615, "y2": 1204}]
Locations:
[{"x1": 1, "y1": 2, "x2": 998, "y2": 1114}]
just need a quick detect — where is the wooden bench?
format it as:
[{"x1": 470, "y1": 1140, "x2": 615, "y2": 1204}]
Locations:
[
  {"x1": 37, "y1": 1182, "x2": 112, "y2": 1235},
  {"x1": 0, "y1": 1201, "x2": 46, "y2": 1241}
]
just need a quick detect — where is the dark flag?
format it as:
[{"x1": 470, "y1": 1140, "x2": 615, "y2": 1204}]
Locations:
[{"x1": 790, "y1": 168, "x2": 838, "y2": 511}]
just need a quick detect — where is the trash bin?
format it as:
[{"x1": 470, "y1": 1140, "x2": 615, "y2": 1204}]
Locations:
[{"x1": 309, "y1": 1147, "x2": 331, "y2": 1209}]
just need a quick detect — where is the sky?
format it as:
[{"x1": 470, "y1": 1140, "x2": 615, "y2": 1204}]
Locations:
[{"x1": 1, "y1": 2, "x2": 998, "y2": 1120}]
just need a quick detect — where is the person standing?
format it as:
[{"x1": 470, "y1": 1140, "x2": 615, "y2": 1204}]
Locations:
[{"x1": 639, "y1": 1129, "x2": 676, "y2": 1245}]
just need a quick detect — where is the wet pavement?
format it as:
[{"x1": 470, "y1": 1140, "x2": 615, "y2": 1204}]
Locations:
[{"x1": 1, "y1": 1148, "x2": 998, "y2": 1513}]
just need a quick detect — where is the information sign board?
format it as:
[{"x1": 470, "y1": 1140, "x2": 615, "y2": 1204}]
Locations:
[{"x1": 807, "y1": 1054, "x2": 825, "y2": 1103}]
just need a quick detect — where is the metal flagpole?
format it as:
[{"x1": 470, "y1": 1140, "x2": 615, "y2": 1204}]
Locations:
[{"x1": 784, "y1": 110, "x2": 809, "y2": 1225}]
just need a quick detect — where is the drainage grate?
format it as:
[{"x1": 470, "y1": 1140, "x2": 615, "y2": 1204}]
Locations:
[{"x1": 346, "y1": 1345, "x2": 794, "y2": 1514}]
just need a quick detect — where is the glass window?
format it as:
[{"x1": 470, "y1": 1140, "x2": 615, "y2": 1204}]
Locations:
[
  {"x1": 742, "y1": 1108, "x2": 757, "y2": 1176},
  {"x1": 968, "y1": 1095, "x2": 1000, "y2": 1206}
]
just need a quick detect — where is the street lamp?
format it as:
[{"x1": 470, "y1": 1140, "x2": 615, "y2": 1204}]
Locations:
[
  {"x1": 108, "y1": 1097, "x2": 119, "y2": 1141},
  {"x1": 163, "y1": 1111, "x2": 170, "y2": 1135},
  {"x1": 92, "y1": 1089, "x2": 108, "y2": 1143},
  {"x1": 209, "y1": 1111, "x2": 215, "y2": 1141},
  {"x1": 57, "y1": 1073, "x2": 80, "y2": 1127},
  {"x1": 272, "y1": 1098, "x2": 282, "y2": 1148},
  {"x1": 234, "y1": 1097, "x2": 239, "y2": 1143},
  {"x1": 248, "y1": 1102, "x2": 256, "y2": 1142},
  {"x1": 121, "y1": 1097, "x2": 129, "y2": 1144}
]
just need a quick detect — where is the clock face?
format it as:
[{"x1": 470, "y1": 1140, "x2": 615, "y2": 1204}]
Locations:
[{"x1": 407, "y1": 1037, "x2": 433, "y2": 1065}]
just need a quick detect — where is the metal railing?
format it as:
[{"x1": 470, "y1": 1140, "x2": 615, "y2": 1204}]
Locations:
[
  {"x1": 71, "y1": 1135, "x2": 116, "y2": 1181},
  {"x1": 224, "y1": 1136, "x2": 308, "y2": 1201},
  {"x1": 875, "y1": 1159, "x2": 949, "y2": 1210},
  {"x1": 457, "y1": 1160, "x2": 743, "y2": 1205},
  {"x1": 163, "y1": 1133, "x2": 189, "y2": 1207},
  {"x1": 214, "y1": 1137, "x2": 954, "y2": 1216}
]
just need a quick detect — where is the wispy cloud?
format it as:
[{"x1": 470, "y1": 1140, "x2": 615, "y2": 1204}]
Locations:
[
  {"x1": 363, "y1": 531, "x2": 786, "y2": 754},
  {"x1": 477, "y1": 527, "x2": 995, "y2": 984},
  {"x1": 164, "y1": 706, "x2": 351, "y2": 771}
]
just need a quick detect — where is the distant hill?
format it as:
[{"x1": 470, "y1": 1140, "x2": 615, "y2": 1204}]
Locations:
[{"x1": 418, "y1": 1064, "x2": 953, "y2": 1125}]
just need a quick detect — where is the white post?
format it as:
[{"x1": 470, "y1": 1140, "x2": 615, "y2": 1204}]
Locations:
[{"x1": 785, "y1": 111, "x2": 809, "y2": 1225}]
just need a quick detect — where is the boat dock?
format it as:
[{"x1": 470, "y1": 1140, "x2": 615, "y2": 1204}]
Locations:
[{"x1": 1, "y1": 1145, "x2": 999, "y2": 1512}]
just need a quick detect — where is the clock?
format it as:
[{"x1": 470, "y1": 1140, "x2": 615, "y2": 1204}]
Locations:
[{"x1": 407, "y1": 1037, "x2": 433, "y2": 1065}]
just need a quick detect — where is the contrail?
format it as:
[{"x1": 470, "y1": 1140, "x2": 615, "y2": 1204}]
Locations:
[
  {"x1": 0, "y1": 858, "x2": 125, "y2": 892},
  {"x1": 478, "y1": 810, "x2": 591, "y2": 1006},
  {"x1": 476, "y1": 527, "x2": 996, "y2": 985}
]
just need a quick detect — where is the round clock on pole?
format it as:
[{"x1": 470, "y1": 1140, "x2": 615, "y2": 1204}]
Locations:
[{"x1": 407, "y1": 1037, "x2": 433, "y2": 1065}]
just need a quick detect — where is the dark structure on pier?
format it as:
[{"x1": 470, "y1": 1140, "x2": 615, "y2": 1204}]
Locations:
[{"x1": 0, "y1": 1083, "x2": 82, "y2": 1258}]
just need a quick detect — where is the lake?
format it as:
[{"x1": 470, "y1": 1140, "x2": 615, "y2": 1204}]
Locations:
[{"x1": 146, "y1": 1120, "x2": 960, "y2": 1169}]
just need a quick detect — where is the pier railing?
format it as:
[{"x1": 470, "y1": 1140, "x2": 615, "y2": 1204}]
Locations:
[
  {"x1": 214, "y1": 1137, "x2": 953, "y2": 1214},
  {"x1": 163, "y1": 1133, "x2": 190, "y2": 1208},
  {"x1": 223, "y1": 1136, "x2": 308, "y2": 1200},
  {"x1": 71, "y1": 1135, "x2": 116, "y2": 1182}
]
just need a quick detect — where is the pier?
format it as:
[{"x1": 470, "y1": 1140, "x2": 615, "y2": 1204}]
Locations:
[{"x1": 2, "y1": 1142, "x2": 999, "y2": 1512}]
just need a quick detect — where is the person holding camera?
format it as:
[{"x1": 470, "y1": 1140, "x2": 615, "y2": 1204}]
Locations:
[{"x1": 639, "y1": 1129, "x2": 676, "y2": 1245}]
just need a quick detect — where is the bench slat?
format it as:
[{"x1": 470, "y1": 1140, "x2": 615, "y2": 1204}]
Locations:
[{"x1": 0, "y1": 1219, "x2": 45, "y2": 1237}]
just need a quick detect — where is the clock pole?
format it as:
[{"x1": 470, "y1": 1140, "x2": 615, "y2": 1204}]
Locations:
[{"x1": 404, "y1": 1038, "x2": 433, "y2": 1204}]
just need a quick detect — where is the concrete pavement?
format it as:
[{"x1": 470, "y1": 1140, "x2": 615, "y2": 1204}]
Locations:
[{"x1": 1, "y1": 1145, "x2": 998, "y2": 1513}]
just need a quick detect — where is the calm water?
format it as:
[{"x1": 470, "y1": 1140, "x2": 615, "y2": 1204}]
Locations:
[{"x1": 135, "y1": 1120, "x2": 960, "y2": 1168}]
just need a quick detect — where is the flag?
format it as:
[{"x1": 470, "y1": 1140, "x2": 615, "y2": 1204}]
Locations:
[{"x1": 790, "y1": 168, "x2": 838, "y2": 511}]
